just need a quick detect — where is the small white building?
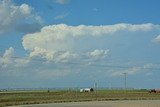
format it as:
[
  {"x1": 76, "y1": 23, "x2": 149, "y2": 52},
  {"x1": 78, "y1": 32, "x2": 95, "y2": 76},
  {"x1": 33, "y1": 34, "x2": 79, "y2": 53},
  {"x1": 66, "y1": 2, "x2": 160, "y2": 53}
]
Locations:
[{"x1": 80, "y1": 88, "x2": 94, "y2": 92}]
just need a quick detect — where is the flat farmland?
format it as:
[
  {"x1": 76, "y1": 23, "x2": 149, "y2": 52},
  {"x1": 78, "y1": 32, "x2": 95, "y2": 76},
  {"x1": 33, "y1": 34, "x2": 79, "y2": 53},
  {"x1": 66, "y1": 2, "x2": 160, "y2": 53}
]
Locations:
[{"x1": 0, "y1": 90, "x2": 160, "y2": 107}]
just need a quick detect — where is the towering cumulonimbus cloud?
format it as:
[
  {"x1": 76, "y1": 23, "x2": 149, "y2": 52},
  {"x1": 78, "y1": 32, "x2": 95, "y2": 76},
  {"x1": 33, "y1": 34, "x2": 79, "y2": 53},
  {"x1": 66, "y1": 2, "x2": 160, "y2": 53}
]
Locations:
[{"x1": 22, "y1": 23, "x2": 159, "y2": 62}]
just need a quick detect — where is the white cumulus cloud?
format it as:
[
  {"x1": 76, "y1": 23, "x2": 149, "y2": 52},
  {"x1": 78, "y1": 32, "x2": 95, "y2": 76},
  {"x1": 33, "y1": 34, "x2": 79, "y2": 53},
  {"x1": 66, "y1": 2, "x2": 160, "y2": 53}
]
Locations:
[
  {"x1": 29, "y1": 47, "x2": 77, "y2": 63},
  {"x1": 0, "y1": 47, "x2": 30, "y2": 67},
  {"x1": 0, "y1": 0, "x2": 42, "y2": 34},
  {"x1": 0, "y1": 47, "x2": 14, "y2": 67},
  {"x1": 19, "y1": 4, "x2": 32, "y2": 15},
  {"x1": 87, "y1": 49, "x2": 109, "y2": 60},
  {"x1": 152, "y1": 35, "x2": 160, "y2": 43},
  {"x1": 54, "y1": 51, "x2": 77, "y2": 63}
]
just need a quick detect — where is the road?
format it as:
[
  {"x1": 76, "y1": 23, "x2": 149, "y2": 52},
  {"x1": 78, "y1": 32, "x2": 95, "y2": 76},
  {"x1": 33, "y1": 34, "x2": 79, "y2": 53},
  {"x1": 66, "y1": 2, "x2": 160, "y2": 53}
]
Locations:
[{"x1": 10, "y1": 100, "x2": 160, "y2": 107}]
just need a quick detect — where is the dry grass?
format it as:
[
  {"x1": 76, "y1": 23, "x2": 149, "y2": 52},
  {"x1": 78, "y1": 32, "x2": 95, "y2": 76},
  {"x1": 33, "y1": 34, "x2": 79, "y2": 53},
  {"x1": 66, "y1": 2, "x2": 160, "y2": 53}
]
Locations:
[{"x1": 0, "y1": 90, "x2": 160, "y2": 107}]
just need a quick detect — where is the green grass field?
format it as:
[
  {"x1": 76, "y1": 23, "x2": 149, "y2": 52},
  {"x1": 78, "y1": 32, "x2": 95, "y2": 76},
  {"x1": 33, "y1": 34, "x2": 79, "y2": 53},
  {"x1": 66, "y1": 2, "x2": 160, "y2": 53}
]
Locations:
[{"x1": 0, "y1": 90, "x2": 160, "y2": 107}]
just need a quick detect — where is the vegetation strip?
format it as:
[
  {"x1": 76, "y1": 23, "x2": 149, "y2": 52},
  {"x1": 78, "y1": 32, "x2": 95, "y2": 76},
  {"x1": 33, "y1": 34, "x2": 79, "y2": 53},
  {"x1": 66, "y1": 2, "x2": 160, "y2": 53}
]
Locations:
[{"x1": 0, "y1": 90, "x2": 160, "y2": 107}]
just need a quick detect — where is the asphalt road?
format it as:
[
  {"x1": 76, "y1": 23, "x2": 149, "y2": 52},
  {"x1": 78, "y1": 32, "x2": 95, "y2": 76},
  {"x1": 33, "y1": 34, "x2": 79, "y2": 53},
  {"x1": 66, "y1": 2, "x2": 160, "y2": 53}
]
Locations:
[{"x1": 11, "y1": 100, "x2": 160, "y2": 107}]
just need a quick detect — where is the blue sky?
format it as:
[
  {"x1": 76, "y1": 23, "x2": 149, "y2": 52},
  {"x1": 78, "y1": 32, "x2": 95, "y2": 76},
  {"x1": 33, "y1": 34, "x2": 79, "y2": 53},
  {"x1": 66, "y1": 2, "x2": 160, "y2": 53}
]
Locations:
[{"x1": 0, "y1": 0, "x2": 160, "y2": 89}]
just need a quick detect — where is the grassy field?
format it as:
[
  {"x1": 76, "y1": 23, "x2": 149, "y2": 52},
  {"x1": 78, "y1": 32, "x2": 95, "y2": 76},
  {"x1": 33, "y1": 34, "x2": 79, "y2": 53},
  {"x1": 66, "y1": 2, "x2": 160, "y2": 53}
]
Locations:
[{"x1": 0, "y1": 89, "x2": 160, "y2": 107}]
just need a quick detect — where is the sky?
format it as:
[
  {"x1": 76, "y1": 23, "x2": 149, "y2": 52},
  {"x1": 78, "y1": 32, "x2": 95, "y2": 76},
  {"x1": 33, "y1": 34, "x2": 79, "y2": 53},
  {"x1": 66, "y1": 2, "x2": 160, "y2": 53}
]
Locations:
[{"x1": 0, "y1": 0, "x2": 160, "y2": 89}]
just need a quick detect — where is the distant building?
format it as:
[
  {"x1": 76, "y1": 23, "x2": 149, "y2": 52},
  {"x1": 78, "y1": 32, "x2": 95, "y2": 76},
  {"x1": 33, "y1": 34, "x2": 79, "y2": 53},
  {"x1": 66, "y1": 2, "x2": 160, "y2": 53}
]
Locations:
[{"x1": 80, "y1": 88, "x2": 94, "y2": 92}]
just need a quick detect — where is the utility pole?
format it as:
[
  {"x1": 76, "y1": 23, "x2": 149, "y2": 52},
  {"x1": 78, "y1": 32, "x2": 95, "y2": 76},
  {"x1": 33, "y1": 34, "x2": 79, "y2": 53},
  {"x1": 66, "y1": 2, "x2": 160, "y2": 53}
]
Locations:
[
  {"x1": 94, "y1": 82, "x2": 97, "y2": 93},
  {"x1": 123, "y1": 73, "x2": 127, "y2": 90}
]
